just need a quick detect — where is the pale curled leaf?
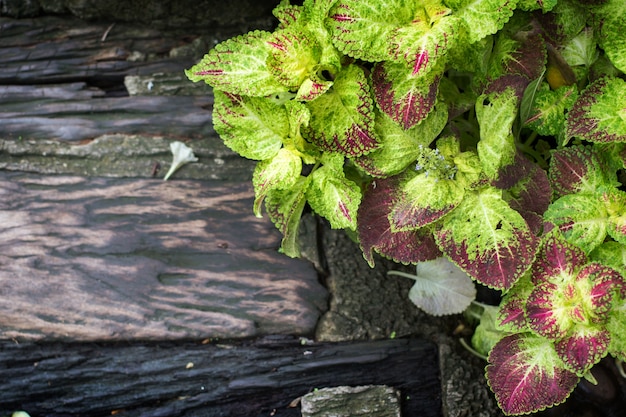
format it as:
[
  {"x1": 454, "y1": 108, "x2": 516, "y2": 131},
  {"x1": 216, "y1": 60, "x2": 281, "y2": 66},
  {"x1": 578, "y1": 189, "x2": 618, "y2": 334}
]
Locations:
[
  {"x1": 163, "y1": 141, "x2": 198, "y2": 181},
  {"x1": 390, "y1": 257, "x2": 476, "y2": 316}
]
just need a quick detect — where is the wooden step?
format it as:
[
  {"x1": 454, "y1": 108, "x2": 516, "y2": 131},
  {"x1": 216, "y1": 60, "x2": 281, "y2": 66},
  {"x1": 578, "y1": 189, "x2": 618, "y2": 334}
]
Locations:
[
  {"x1": 0, "y1": 172, "x2": 327, "y2": 341},
  {"x1": 0, "y1": 337, "x2": 441, "y2": 417}
]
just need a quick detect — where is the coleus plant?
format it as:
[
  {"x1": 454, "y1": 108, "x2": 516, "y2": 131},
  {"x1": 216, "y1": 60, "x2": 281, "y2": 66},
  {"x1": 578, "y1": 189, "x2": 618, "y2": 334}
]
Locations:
[{"x1": 186, "y1": 0, "x2": 626, "y2": 414}]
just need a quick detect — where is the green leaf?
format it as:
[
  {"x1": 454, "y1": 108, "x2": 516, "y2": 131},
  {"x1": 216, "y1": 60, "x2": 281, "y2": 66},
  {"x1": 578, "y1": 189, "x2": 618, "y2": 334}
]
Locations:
[
  {"x1": 252, "y1": 148, "x2": 302, "y2": 217},
  {"x1": 602, "y1": 189, "x2": 626, "y2": 245},
  {"x1": 597, "y1": 2, "x2": 626, "y2": 73},
  {"x1": 435, "y1": 187, "x2": 539, "y2": 290},
  {"x1": 265, "y1": 176, "x2": 310, "y2": 257},
  {"x1": 561, "y1": 27, "x2": 599, "y2": 68},
  {"x1": 448, "y1": 0, "x2": 517, "y2": 44},
  {"x1": 213, "y1": 91, "x2": 288, "y2": 160},
  {"x1": 266, "y1": 27, "x2": 323, "y2": 90},
  {"x1": 517, "y1": 0, "x2": 557, "y2": 12},
  {"x1": 447, "y1": 33, "x2": 492, "y2": 75},
  {"x1": 544, "y1": 193, "x2": 608, "y2": 254},
  {"x1": 566, "y1": 77, "x2": 626, "y2": 143},
  {"x1": 519, "y1": 70, "x2": 545, "y2": 136},
  {"x1": 272, "y1": 1, "x2": 302, "y2": 28},
  {"x1": 390, "y1": 257, "x2": 477, "y2": 316},
  {"x1": 590, "y1": 241, "x2": 626, "y2": 278},
  {"x1": 284, "y1": 100, "x2": 320, "y2": 164},
  {"x1": 306, "y1": 164, "x2": 362, "y2": 230},
  {"x1": 305, "y1": 64, "x2": 378, "y2": 157},
  {"x1": 541, "y1": 0, "x2": 586, "y2": 42},
  {"x1": 524, "y1": 84, "x2": 578, "y2": 138},
  {"x1": 185, "y1": 31, "x2": 288, "y2": 97},
  {"x1": 476, "y1": 88, "x2": 519, "y2": 180},
  {"x1": 326, "y1": 0, "x2": 417, "y2": 62},
  {"x1": 453, "y1": 150, "x2": 484, "y2": 189},
  {"x1": 301, "y1": 0, "x2": 344, "y2": 76},
  {"x1": 472, "y1": 304, "x2": 507, "y2": 356},
  {"x1": 390, "y1": 172, "x2": 465, "y2": 231},
  {"x1": 486, "y1": 333, "x2": 579, "y2": 415},
  {"x1": 607, "y1": 303, "x2": 626, "y2": 362},
  {"x1": 354, "y1": 105, "x2": 448, "y2": 177},
  {"x1": 390, "y1": 15, "x2": 462, "y2": 78}
]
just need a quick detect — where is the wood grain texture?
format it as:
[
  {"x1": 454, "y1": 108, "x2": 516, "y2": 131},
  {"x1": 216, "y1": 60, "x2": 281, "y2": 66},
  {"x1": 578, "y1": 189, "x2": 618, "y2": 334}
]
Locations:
[
  {"x1": 0, "y1": 16, "x2": 191, "y2": 84},
  {"x1": 0, "y1": 337, "x2": 441, "y2": 417},
  {"x1": 0, "y1": 82, "x2": 215, "y2": 141},
  {"x1": 0, "y1": 15, "x2": 218, "y2": 141},
  {"x1": 0, "y1": 172, "x2": 327, "y2": 341}
]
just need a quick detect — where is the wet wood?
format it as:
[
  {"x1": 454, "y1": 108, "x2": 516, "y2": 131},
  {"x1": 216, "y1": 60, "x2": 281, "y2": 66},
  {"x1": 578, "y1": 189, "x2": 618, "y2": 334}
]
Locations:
[
  {"x1": 0, "y1": 337, "x2": 441, "y2": 417},
  {"x1": 0, "y1": 172, "x2": 327, "y2": 341}
]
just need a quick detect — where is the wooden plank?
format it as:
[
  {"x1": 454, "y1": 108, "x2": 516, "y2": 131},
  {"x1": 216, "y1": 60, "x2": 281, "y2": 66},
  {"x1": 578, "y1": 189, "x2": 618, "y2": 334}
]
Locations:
[
  {"x1": 0, "y1": 84, "x2": 215, "y2": 141},
  {"x1": 0, "y1": 134, "x2": 256, "y2": 181},
  {"x1": 0, "y1": 16, "x2": 192, "y2": 85},
  {"x1": 0, "y1": 337, "x2": 442, "y2": 417},
  {"x1": 0, "y1": 172, "x2": 327, "y2": 341}
]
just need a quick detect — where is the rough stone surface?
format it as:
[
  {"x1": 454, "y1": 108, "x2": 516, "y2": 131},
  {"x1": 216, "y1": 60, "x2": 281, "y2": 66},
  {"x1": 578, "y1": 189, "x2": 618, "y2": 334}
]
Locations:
[
  {"x1": 315, "y1": 226, "x2": 459, "y2": 342},
  {"x1": 300, "y1": 385, "x2": 401, "y2": 417},
  {"x1": 439, "y1": 344, "x2": 504, "y2": 417}
]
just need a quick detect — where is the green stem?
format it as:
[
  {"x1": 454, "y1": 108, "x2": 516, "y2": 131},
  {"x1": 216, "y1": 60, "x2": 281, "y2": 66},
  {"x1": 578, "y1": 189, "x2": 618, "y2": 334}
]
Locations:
[{"x1": 459, "y1": 338, "x2": 487, "y2": 361}]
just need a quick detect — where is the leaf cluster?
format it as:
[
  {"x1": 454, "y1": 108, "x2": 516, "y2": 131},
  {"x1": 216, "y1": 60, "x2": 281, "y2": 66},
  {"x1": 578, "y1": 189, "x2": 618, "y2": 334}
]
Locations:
[{"x1": 186, "y1": 0, "x2": 626, "y2": 414}]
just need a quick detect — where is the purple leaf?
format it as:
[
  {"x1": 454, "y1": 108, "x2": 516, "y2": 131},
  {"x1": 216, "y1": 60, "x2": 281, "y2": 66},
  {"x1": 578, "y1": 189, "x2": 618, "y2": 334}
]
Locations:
[
  {"x1": 579, "y1": 262, "x2": 626, "y2": 319},
  {"x1": 548, "y1": 145, "x2": 614, "y2": 199},
  {"x1": 506, "y1": 33, "x2": 547, "y2": 81},
  {"x1": 497, "y1": 276, "x2": 533, "y2": 332},
  {"x1": 526, "y1": 281, "x2": 568, "y2": 339},
  {"x1": 486, "y1": 334, "x2": 579, "y2": 415},
  {"x1": 482, "y1": 73, "x2": 532, "y2": 101},
  {"x1": 495, "y1": 152, "x2": 551, "y2": 235},
  {"x1": 389, "y1": 172, "x2": 464, "y2": 231},
  {"x1": 531, "y1": 234, "x2": 587, "y2": 285},
  {"x1": 371, "y1": 61, "x2": 441, "y2": 129},
  {"x1": 555, "y1": 327, "x2": 610, "y2": 375},
  {"x1": 357, "y1": 177, "x2": 442, "y2": 267}
]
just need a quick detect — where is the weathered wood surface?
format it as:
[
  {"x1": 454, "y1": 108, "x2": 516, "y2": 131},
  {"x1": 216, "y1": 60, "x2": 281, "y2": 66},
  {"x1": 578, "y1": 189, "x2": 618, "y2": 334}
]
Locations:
[
  {"x1": 0, "y1": 83, "x2": 215, "y2": 141},
  {"x1": 0, "y1": 134, "x2": 256, "y2": 181},
  {"x1": 0, "y1": 0, "x2": 278, "y2": 30},
  {"x1": 0, "y1": 15, "x2": 220, "y2": 141},
  {"x1": 0, "y1": 337, "x2": 442, "y2": 417},
  {"x1": 0, "y1": 16, "x2": 197, "y2": 84},
  {"x1": 0, "y1": 172, "x2": 327, "y2": 341}
]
